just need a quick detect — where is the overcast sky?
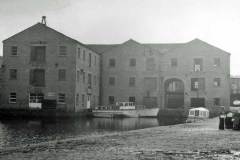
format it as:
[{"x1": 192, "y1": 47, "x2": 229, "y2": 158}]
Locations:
[{"x1": 0, "y1": 0, "x2": 240, "y2": 75}]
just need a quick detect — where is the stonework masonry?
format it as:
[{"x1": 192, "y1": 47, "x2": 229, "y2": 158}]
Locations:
[{"x1": 0, "y1": 21, "x2": 231, "y2": 113}]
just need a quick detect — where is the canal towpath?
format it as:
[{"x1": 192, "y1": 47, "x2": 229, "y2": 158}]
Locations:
[{"x1": 1, "y1": 117, "x2": 240, "y2": 159}]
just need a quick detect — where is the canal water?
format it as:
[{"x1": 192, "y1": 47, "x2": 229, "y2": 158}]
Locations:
[{"x1": 0, "y1": 117, "x2": 185, "y2": 149}]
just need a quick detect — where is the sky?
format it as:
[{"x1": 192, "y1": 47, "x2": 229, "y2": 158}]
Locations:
[{"x1": 0, "y1": 0, "x2": 240, "y2": 75}]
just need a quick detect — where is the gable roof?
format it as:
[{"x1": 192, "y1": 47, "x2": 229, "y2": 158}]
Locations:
[
  {"x1": 3, "y1": 23, "x2": 98, "y2": 54},
  {"x1": 87, "y1": 38, "x2": 230, "y2": 56}
]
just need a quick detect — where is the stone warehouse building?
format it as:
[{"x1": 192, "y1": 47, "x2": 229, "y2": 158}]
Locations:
[
  {"x1": 1, "y1": 19, "x2": 230, "y2": 113},
  {"x1": 1, "y1": 21, "x2": 100, "y2": 112},
  {"x1": 88, "y1": 39, "x2": 230, "y2": 110}
]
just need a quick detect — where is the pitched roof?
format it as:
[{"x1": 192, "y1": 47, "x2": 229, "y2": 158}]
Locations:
[
  {"x1": 87, "y1": 38, "x2": 230, "y2": 55},
  {"x1": 3, "y1": 23, "x2": 98, "y2": 54}
]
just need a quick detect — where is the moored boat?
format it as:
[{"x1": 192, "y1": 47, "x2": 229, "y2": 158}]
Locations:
[
  {"x1": 92, "y1": 102, "x2": 159, "y2": 118},
  {"x1": 186, "y1": 107, "x2": 209, "y2": 123}
]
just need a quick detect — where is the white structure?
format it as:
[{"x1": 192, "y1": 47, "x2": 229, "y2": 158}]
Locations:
[{"x1": 186, "y1": 107, "x2": 209, "y2": 122}]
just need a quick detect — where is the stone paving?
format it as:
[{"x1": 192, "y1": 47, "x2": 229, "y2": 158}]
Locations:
[{"x1": 1, "y1": 118, "x2": 240, "y2": 159}]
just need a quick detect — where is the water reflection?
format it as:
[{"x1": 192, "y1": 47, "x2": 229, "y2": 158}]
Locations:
[{"x1": 0, "y1": 117, "x2": 185, "y2": 149}]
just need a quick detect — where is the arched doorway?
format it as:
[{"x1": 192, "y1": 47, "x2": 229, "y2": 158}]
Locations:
[{"x1": 164, "y1": 78, "x2": 184, "y2": 108}]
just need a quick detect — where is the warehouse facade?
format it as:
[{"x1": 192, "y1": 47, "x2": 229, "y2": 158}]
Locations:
[{"x1": 1, "y1": 22, "x2": 100, "y2": 112}]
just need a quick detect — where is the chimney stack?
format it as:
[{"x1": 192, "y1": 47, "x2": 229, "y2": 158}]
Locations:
[{"x1": 41, "y1": 16, "x2": 47, "y2": 25}]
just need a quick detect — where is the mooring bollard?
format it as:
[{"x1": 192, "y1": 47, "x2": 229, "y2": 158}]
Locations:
[{"x1": 219, "y1": 113, "x2": 225, "y2": 130}]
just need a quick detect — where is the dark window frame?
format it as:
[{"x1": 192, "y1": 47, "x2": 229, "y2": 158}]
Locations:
[
  {"x1": 109, "y1": 58, "x2": 116, "y2": 68},
  {"x1": 11, "y1": 46, "x2": 18, "y2": 56},
  {"x1": 129, "y1": 58, "x2": 136, "y2": 67},
  {"x1": 9, "y1": 69, "x2": 17, "y2": 80},
  {"x1": 58, "y1": 69, "x2": 66, "y2": 81}
]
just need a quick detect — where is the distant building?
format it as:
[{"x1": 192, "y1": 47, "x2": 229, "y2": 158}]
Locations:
[
  {"x1": 88, "y1": 38, "x2": 230, "y2": 110},
  {"x1": 230, "y1": 76, "x2": 240, "y2": 106},
  {"x1": 1, "y1": 21, "x2": 100, "y2": 112}
]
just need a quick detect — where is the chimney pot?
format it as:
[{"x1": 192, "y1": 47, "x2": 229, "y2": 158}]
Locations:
[{"x1": 41, "y1": 16, "x2": 47, "y2": 25}]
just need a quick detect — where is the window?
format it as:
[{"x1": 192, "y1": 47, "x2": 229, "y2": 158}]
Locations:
[
  {"x1": 191, "y1": 78, "x2": 205, "y2": 91},
  {"x1": 171, "y1": 58, "x2": 178, "y2": 67},
  {"x1": 82, "y1": 94, "x2": 85, "y2": 107},
  {"x1": 58, "y1": 69, "x2": 66, "y2": 81},
  {"x1": 9, "y1": 92, "x2": 16, "y2": 103},
  {"x1": 94, "y1": 75, "x2": 97, "y2": 86},
  {"x1": 76, "y1": 94, "x2": 79, "y2": 106},
  {"x1": 129, "y1": 58, "x2": 136, "y2": 67},
  {"x1": 82, "y1": 71, "x2": 85, "y2": 83},
  {"x1": 214, "y1": 58, "x2": 220, "y2": 67},
  {"x1": 77, "y1": 48, "x2": 81, "y2": 59},
  {"x1": 129, "y1": 77, "x2": 136, "y2": 87},
  {"x1": 11, "y1": 46, "x2": 18, "y2": 56},
  {"x1": 108, "y1": 96, "x2": 115, "y2": 105},
  {"x1": 31, "y1": 46, "x2": 46, "y2": 62},
  {"x1": 29, "y1": 93, "x2": 44, "y2": 103},
  {"x1": 109, "y1": 77, "x2": 115, "y2": 86},
  {"x1": 77, "y1": 70, "x2": 80, "y2": 82},
  {"x1": 94, "y1": 55, "x2": 97, "y2": 66},
  {"x1": 89, "y1": 53, "x2": 92, "y2": 67},
  {"x1": 214, "y1": 78, "x2": 221, "y2": 87},
  {"x1": 9, "y1": 69, "x2": 17, "y2": 80},
  {"x1": 194, "y1": 58, "x2": 203, "y2": 72},
  {"x1": 88, "y1": 73, "x2": 92, "y2": 88},
  {"x1": 214, "y1": 98, "x2": 220, "y2": 106},
  {"x1": 58, "y1": 93, "x2": 66, "y2": 104},
  {"x1": 129, "y1": 96, "x2": 135, "y2": 102},
  {"x1": 83, "y1": 50, "x2": 86, "y2": 61},
  {"x1": 59, "y1": 46, "x2": 67, "y2": 56},
  {"x1": 30, "y1": 69, "x2": 45, "y2": 86},
  {"x1": 109, "y1": 58, "x2": 116, "y2": 67},
  {"x1": 146, "y1": 58, "x2": 155, "y2": 71}
]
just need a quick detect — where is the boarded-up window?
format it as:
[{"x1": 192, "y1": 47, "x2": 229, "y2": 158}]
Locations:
[
  {"x1": 58, "y1": 93, "x2": 66, "y2": 104},
  {"x1": 144, "y1": 77, "x2": 157, "y2": 91},
  {"x1": 88, "y1": 73, "x2": 92, "y2": 88},
  {"x1": 31, "y1": 46, "x2": 46, "y2": 62},
  {"x1": 214, "y1": 98, "x2": 220, "y2": 105},
  {"x1": 109, "y1": 77, "x2": 115, "y2": 86},
  {"x1": 129, "y1": 77, "x2": 136, "y2": 87},
  {"x1": 171, "y1": 58, "x2": 178, "y2": 67},
  {"x1": 58, "y1": 69, "x2": 66, "y2": 81},
  {"x1": 83, "y1": 50, "x2": 86, "y2": 61},
  {"x1": 77, "y1": 70, "x2": 80, "y2": 82},
  {"x1": 94, "y1": 55, "x2": 97, "y2": 65},
  {"x1": 77, "y1": 48, "x2": 81, "y2": 59},
  {"x1": 82, "y1": 94, "x2": 85, "y2": 107},
  {"x1": 9, "y1": 92, "x2": 17, "y2": 103},
  {"x1": 89, "y1": 53, "x2": 92, "y2": 67},
  {"x1": 11, "y1": 46, "x2": 18, "y2": 56},
  {"x1": 59, "y1": 46, "x2": 67, "y2": 56},
  {"x1": 146, "y1": 58, "x2": 155, "y2": 71},
  {"x1": 129, "y1": 58, "x2": 136, "y2": 67},
  {"x1": 109, "y1": 58, "x2": 116, "y2": 67},
  {"x1": 30, "y1": 69, "x2": 45, "y2": 86},
  {"x1": 9, "y1": 69, "x2": 17, "y2": 80},
  {"x1": 76, "y1": 94, "x2": 79, "y2": 106},
  {"x1": 191, "y1": 78, "x2": 205, "y2": 91},
  {"x1": 94, "y1": 75, "x2": 97, "y2": 86}
]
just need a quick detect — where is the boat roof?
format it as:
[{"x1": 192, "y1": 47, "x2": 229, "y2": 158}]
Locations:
[{"x1": 189, "y1": 107, "x2": 209, "y2": 112}]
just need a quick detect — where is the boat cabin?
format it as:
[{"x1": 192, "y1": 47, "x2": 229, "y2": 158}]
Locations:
[
  {"x1": 188, "y1": 107, "x2": 209, "y2": 119},
  {"x1": 117, "y1": 102, "x2": 136, "y2": 110}
]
